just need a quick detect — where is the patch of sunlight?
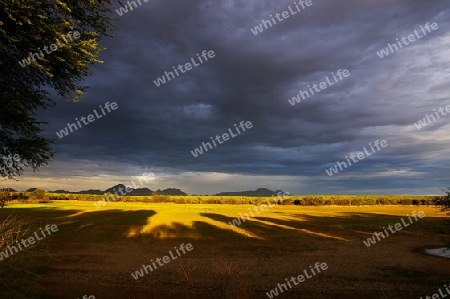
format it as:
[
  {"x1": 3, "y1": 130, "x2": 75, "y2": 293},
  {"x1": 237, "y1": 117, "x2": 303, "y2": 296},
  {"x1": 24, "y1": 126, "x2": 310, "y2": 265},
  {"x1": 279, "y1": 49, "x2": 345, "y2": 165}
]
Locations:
[
  {"x1": 299, "y1": 228, "x2": 349, "y2": 241},
  {"x1": 251, "y1": 218, "x2": 350, "y2": 241},
  {"x1": 124, "y1": 210, "x2": 263, "y2": 239},
  {"x1": 202, "y1": 217, "x2": 263, "y2": 239},
  {"x1": 66, "y1": 211, "x2": 87, "y2": 218},
  {"x1": 58, "y1": 220, "x2": 78, "y2": 225}
]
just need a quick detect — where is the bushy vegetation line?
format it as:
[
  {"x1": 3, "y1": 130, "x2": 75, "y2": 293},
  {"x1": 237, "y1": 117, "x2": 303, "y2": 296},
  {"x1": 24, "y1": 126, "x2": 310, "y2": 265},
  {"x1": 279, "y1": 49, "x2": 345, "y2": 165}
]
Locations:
[
  {"x1": 438, "y1": 187, "x2": 450, "y2": 214},
  {"x1": 3, "y1": 191, "x2": 442, "y2": 207}
]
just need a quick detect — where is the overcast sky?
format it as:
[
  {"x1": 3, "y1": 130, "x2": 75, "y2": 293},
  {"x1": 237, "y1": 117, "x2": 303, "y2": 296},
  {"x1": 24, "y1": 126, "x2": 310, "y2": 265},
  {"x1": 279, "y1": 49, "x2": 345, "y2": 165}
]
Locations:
[{"x1": 6, "y1": 0, "x2": 450, "y2": 195}]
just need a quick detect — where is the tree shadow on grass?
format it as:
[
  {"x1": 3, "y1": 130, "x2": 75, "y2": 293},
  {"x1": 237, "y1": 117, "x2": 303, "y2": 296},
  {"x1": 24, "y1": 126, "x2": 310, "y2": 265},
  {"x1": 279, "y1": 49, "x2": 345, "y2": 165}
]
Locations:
[
  {"x1": 200, "y1": 212, "x2": 351, "y2": 242},
  {"x1": 200, "y1": 212, "x2": 280, "y2": 233},
  {"x1": 0, "y1": 207, "x2": 158, "y2": 299},
  {"x1": 143, "y1": 220, "x2": 251, "y2": 241},
  {"x1": 59, "y1": 209, "x2": 157, "y2": 242}
]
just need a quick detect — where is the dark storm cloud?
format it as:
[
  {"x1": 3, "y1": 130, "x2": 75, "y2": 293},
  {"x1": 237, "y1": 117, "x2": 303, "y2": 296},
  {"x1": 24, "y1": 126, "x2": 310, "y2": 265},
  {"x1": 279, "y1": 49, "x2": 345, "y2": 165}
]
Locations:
[{"x1": 25, "y1": 0, "x2": 450, "y2": 194}]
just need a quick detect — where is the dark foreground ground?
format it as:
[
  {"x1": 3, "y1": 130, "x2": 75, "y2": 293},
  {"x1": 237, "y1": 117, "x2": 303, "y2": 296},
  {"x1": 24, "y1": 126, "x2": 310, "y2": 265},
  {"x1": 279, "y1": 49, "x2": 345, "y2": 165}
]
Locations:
[{"x1": 1, "y1": 203, "x2": 449, "y2": 299}]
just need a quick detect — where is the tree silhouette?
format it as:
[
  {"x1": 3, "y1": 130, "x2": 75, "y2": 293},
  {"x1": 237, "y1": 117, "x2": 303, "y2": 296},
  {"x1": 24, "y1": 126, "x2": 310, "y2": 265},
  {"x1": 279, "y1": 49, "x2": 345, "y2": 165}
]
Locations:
[
  {"x1": 440, "y1": 187, "x2": 450, "y2": 213},
  {"x1": 0, "y1": 0, "x2": 115, "y2": 178}
]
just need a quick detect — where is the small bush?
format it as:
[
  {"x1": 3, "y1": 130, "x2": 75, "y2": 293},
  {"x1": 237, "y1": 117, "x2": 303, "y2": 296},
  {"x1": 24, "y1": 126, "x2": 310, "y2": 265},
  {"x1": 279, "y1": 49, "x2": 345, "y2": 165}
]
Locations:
[
  {"x1": 152, "y1": 194, "x2": 170, "y2": 203},
  {"x1": 337, "y1": 199, "x2": 349, "y2": 206},
  {"x1": 281, "y1": 197, "x2": 293, "y2": 205},
  {"x1": 32, "y1": 189, "x2": 46, "y2": 200},
  {"x1": 303, "y1": 196, "x2": 316, "y2": 206},
  {"x1": 323, "y1": 199, "x2": 334, "y2": 205},
  {"x1": 0, "y1": 189, "x2": 11, "y2": 208}
]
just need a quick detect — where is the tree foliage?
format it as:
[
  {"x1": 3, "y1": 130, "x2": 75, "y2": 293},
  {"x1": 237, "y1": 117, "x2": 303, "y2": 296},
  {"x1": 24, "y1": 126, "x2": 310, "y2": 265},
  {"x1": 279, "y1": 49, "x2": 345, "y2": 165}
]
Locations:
[
  {"x1": 0, "y1": 188, "x2": 11, "y2": 208},
  {"x1": 440, "y1": 187, "x2": 450, "y2": 213},
  {"x1": 32, "y1": 188, "x2": 46, "y2": 199},
  {"x1": 0, "y1": 0, "x2": 115, "y2": 178}
]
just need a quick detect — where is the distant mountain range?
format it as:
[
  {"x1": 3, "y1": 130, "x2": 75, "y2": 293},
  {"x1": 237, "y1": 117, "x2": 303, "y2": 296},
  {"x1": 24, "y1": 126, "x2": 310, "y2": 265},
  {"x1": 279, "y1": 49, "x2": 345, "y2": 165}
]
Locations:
[
  {"x1": 13, "y1": 185, "x2": 187, "y2": 196},
  {"x1": 4, "y1": 186, "x2": 284, "y2": 196},
  {"x1": 52, "y1": 184, "x2": 188, "y2": 196}
]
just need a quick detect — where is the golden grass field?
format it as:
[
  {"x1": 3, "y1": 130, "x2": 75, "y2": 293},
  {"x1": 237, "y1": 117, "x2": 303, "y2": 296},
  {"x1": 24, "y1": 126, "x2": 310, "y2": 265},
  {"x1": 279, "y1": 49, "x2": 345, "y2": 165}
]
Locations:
[{"x1": 0, "y1": 201, "x2": 449, "y2": 298}]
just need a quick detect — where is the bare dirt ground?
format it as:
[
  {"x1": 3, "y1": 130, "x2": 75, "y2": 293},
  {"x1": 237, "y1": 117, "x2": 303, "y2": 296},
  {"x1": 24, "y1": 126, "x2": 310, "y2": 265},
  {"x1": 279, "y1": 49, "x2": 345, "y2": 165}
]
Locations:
[{"x1": 4, "y1": 204, "x2": 450, "y2": 299}]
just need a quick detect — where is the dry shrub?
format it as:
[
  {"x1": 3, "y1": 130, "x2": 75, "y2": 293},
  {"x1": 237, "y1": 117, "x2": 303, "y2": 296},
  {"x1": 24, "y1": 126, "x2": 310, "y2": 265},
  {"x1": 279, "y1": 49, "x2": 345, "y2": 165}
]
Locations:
[
  {"x1": 0, "y1": 188, "x2": 11, "y2": 208},
  {"x1": 0, "y1": 214, "x2": 30, "y2": 250},
  {"x1": 178, "y1": 260, "x2": 196, "y2": 281},
  {"x1": 212, "y1": 259, "x2": 247, "y2": 299},
  {"x1": 0, "y1": 214, "x2": 42, "y2": 298}
]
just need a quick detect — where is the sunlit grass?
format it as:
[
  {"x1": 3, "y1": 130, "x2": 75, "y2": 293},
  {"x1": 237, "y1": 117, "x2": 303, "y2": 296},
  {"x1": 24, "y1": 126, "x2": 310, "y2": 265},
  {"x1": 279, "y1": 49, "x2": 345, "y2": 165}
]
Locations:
[{"x1": 2, "y1": 201, "x2": 445, "y2": 243}]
